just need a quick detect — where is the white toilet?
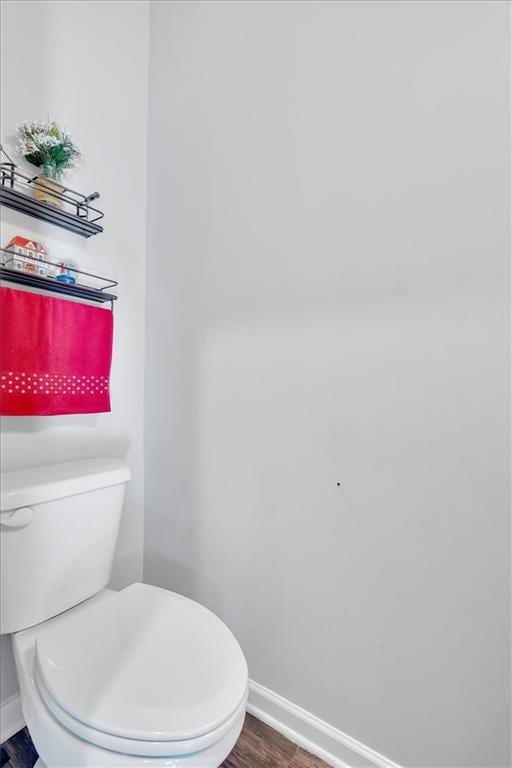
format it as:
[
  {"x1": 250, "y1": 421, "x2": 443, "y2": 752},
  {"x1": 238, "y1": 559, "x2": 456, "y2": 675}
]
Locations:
[{"x1": 0, "y1": 458, "x2": 248, "y2": 767}]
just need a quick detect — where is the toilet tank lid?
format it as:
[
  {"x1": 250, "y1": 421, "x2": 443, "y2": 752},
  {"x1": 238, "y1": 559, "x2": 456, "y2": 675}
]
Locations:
[{"x1": 1, "y1": 458, "x2": 131, "y2": 511}]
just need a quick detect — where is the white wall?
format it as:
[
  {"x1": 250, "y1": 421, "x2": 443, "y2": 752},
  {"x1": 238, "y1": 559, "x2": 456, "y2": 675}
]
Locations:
[
  {"x1": 0, "y1": 0, "x2": 148, "y2": 705},
  {"x1": 144, "y1": 2, "x2": 510, "y2": 766}
]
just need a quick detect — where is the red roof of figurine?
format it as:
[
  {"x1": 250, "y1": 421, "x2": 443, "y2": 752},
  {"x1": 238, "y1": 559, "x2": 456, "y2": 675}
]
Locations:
[{"x1": 5, "y1": 236, "x2": 48, "y2": 255}]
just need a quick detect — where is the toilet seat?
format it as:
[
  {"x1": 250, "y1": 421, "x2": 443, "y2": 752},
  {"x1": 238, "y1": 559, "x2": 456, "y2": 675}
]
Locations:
[
  {"x1": 35, "y1": 664, "x2": 247, "y2": 757},
  {"x1": 33, "y1": 583, "x2": 248, "y2": 757}
]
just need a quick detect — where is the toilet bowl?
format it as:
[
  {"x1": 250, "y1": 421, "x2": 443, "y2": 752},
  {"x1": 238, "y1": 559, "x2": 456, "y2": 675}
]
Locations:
[
  {"x1": 13, "y1": 584, "x2": 248, "y2": 767},
  {"x1": 1, "y1": 459, "x2": 249, "y2": 768}
]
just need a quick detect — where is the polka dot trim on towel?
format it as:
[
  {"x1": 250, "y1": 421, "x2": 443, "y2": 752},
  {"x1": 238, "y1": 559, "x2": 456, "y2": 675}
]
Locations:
[{"x1": 0, "y1": 372, "x2": 110, "y2": 396}]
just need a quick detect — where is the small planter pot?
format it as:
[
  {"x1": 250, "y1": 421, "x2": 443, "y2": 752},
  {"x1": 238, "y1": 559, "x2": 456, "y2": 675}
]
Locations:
[{"x1": 34, "y1": 165, "x2": 64, "y2": 209}]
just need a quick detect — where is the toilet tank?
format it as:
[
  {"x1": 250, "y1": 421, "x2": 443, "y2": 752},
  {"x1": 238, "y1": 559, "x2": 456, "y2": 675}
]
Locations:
[{"x1": 0, "y1": 458, "x2": 131, "y2": 634}]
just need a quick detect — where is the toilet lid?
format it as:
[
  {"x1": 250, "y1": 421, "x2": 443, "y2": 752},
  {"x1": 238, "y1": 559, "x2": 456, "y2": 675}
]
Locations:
[{"x1": 35, "y1": 583, "x2": 248, "y2": 742}]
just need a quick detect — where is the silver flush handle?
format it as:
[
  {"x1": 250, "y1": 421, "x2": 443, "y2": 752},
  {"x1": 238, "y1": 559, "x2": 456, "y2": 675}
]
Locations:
[{"x1": 0, "y1": 507, "x2": 35, "y2": 529}]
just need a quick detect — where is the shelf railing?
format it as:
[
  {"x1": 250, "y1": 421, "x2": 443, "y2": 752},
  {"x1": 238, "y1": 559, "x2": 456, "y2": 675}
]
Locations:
[
  {"x1": 0, "y1": 148, "x2": 104, "y2": 238},
  {"x1": 0, "y1": 247, "x2": 117, "y2": 307}
]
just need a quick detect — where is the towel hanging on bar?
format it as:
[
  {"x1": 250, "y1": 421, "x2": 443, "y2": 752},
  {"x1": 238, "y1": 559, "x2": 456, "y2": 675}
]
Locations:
[{"x1": 0, "y1": 287, "x2": 113, "y2": 416}]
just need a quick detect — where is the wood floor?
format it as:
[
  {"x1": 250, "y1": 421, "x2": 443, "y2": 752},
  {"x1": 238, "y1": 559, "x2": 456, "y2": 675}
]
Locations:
[{"x1": 1, "y1": 714, "x2": 328, "y2": 768}]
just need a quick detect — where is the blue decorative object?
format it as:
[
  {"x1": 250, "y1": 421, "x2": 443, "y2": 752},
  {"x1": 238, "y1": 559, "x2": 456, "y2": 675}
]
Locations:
[{"x1": 57, "y1": 272, "x2": 76, "y2": 285}]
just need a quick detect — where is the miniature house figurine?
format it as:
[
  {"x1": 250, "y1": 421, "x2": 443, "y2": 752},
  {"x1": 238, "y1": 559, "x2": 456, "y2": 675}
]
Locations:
[{"x1": 4, "y1": 235, "x2": 48, "y2": 276}]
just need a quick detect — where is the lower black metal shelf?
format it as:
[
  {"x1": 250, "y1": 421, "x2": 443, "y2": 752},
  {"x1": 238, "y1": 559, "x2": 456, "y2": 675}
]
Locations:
[
  {"x1": 0, "y1": 248, "x2": 117, "y2": 307},
  {"x1": 0, "y1": 266, "x2": 117, "y2": 305}
]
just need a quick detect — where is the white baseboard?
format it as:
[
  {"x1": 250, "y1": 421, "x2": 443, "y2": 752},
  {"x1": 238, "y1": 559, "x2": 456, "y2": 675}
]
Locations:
[
  {"x1": 0, "y1": 693, "x2": 24, "y2": 743},
  {"x1": 247, "y1": 680, "x2": 402, "y2": 768}
]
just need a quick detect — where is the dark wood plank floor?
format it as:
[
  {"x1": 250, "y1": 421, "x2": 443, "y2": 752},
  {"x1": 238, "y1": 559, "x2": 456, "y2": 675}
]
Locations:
[
  {"x1": 1, "y1": 730, "x2": 37, "y2": 768},
  {"x1": 1, "y1": 714, "x2": 328, "y2": 768},
  {"x1": 223, "y1": 714, "x2": 328, "y2": 767}
]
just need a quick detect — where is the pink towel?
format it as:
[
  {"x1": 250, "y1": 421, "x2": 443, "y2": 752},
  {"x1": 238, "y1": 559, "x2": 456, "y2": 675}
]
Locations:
[{"x1": 0, "y1": 287, "x2": 113, "y2": 416}]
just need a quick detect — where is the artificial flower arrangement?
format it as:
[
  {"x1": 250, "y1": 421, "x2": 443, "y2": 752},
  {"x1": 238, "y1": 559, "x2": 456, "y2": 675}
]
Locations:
[
  {"x1": 17, "y1": 120, "x2": 81, "y2": 178},
  {"x1": 16, "y1": 120, "x2": 82, "y2": 207}
]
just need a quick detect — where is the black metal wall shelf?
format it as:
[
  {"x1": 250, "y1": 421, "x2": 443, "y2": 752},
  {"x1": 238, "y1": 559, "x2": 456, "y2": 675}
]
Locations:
[
  {"x1": 0, "y1": 249, "x2": 117, "y2": 307},
  {"x1": 0, "y1": 152, "x2": 104, "y2": 238}
]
